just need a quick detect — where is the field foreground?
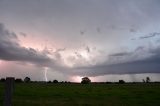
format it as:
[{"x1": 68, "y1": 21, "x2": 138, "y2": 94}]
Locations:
[{"x1": 0, "y1": 83, "x2": 160, "y2": 106}]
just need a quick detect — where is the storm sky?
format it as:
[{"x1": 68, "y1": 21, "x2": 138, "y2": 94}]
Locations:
[{"x1": 0, "y1": 0, "x2": 160, "y2": 82}]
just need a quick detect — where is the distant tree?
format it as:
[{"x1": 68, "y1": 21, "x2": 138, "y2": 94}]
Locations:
[
  {"x1": 24, "y1": 77, "x2": 31, "y2": 83},
  {"x1": 81, "y1": 77, "x2": 91, "y2": 84},
  {"x1": 15, "y1": 78, "x2": 23, "y2": 83},
  {"x1": 119, "y1": 80, "x2": 125, "y2": 84},
  {"x1": 53, "y1": 80, "x2": 58, "y2": 83},
  {"x1": 146, "y1": 77, "x2": 151, "y2": 83},
  {"x1": 142, "y1": 79, "x2": 146, "y2": 83},
  {"x1": 47, "y1": 81, "x2": 52, "y2": 83},
  {"x1": 106, "y1": 82, "x2": 112, "y2": 84},
  {"x1": 0, "y1": 78, "x2": 5, "y2": 82}
]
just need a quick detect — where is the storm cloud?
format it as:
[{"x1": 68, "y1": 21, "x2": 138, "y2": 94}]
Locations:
[
  {"x1": 74, "y1": 46, "x2": 160, "y2": 76},
  {"x1": 0, "y1": 23, "x2": 51, "y2": 66},
  {"x1": 140, "y1": 32, "x2": 160, "y2": 39},
  {"x1": 1, "y1": 22, "x2": 160, "y2": 76}
]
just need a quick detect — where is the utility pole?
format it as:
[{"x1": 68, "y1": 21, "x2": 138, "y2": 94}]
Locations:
[{"x1": 4, "y1": 77, "x2": 15, "y2": 106}]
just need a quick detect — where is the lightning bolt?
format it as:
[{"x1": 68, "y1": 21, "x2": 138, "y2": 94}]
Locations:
[{"x1": 44, "y1": 67, "x2": 48, "y2": 82}]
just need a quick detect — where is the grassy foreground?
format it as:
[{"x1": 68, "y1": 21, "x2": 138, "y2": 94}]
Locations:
[{"x1": 0, "y1": 83, "x2": 160, "y2": 106}]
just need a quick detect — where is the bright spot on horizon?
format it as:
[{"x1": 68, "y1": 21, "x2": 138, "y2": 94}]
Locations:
[
  {"x1": 71, "y1": 76, "x2": 83, "y2": 82},
  {"x1": 71, "y1": 76, "x2": 95, "y2": 83}
]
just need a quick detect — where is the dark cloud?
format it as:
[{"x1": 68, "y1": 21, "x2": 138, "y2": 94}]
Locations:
[
  {"x1": 0, "y1": 23, "x2": 51, "y2": 66},
  {"x1": 80, "y1": 30, "x2": 86, "y2": 35},
  {"x1": 140, "y1": 32, "x2": 160, "y2": 39},
  {"x1": 131, "y1": 32, "x2": 160, "y2": 41},
  {"x1": 109, "y1": 52, "x2": 131, "y2": 57},
  {"x1": 19, "y1": 32, "x2": 27, "y2": 37},
  {"x1": 130, "y1": 28, "x2": 137, "y2": 33},
  {"x1": 55, "y1": 48, "x2": 66, "y2": 53},
  {"x1": 86, "y1": 46, "x2": 90, "y2": 53},
  {"x1": 96, "y1": 27, "x2": 101, "y2": 33},
  {"x1": 131, "y1": 38, "x2": 136, "y2": 40},
  {"x1": 83, "y1": 57, "x2": 160, "y2": 76},
  {"x1": 0, "y1": 23, "x2": 18, "y2": 41},
  {"x1": 135, "y1": 46, "x2": 145, "y2": 51},
  {"x1": 74, "y1": 52, "x2": 82, "y2": 58},
  {"x1": 73, "y1": 46, "x2": 160, "y2": 76},
  {"x1": 80, "y1": 31, "x2": 84, "y2": 35}
]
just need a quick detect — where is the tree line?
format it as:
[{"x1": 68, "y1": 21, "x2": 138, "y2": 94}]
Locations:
[{"x1": 0, "y1": 76, "x2": 159, "y2": 84}]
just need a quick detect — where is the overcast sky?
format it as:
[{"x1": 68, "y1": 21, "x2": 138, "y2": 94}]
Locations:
[{"x1": 0, "y1": 0, "x2": 160, "y2": 82}]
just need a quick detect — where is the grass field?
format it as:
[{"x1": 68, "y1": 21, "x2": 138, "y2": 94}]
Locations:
[{"x1": 0, "y1": 83, "x2": 160, "y2": 106}]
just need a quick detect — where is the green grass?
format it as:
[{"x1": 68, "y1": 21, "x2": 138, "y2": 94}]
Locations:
[{"x1": 0, "y1": 83, "x2": 160, "y2": 106}]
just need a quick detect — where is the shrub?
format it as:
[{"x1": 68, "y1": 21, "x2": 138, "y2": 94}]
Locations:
[
  {"x1": 24, "y1": 77, "x2": 31, "y2": 83},
  {"x1": 119, "y1": 80, "x2": 125, "y2": 84},
  {"x1": 146, "y1": 77, "x2": 151, "y2": 83},
  {"x1": 0, "y1": 78, "x2": 5, "y2": 82},
  {"x1": 15, "y1": 78, "x2": 23, "y2": 83},
  {"x1": 53, "y1": 80, "x2": 58, "y2": 83}
]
